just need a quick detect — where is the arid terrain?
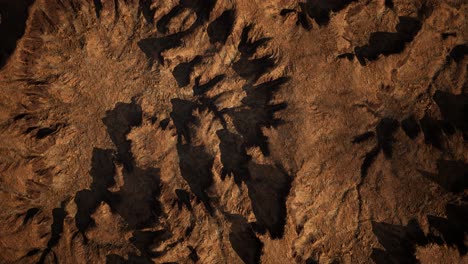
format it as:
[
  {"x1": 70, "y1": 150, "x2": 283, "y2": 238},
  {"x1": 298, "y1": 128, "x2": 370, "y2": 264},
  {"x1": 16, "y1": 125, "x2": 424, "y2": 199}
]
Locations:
[{"x1": 0, "y1": 0, "x2": 467, "y2": 263}]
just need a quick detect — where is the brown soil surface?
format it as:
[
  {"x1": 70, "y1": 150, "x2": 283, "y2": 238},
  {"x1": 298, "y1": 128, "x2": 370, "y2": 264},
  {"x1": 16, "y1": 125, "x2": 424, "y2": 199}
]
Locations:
[{"x1": 0, "y1": 0, "x2": 467, "y2": 263}]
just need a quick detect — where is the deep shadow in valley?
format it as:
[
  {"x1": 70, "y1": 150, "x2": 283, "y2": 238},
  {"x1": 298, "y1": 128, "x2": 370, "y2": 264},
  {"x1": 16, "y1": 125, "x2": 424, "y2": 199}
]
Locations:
[
  {"x1": 74, "y1": 100, "x2": 163, "y2": 248},
  {"x1": 0, "y1": 0, "x2": 34, "y2": 69},
  {"x1": 354, "y1": 16, "x2": 422, "y2": 65}
]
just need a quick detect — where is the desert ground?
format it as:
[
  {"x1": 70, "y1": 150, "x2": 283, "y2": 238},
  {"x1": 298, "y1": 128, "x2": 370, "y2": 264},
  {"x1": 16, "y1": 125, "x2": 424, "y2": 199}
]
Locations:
[{"x1": 0, "y1": 0, "x2": 466, "y2": 263}]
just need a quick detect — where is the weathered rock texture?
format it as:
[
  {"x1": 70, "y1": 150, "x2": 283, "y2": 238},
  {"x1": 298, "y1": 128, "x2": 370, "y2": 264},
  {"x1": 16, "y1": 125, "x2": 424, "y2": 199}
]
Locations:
[{"x1": 0, "y1": 0, "x2": 466, "y2": 263}]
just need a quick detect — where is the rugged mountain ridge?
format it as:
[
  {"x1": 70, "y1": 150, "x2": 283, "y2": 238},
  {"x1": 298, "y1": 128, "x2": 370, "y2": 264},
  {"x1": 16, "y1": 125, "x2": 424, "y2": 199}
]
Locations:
[{"x1": 0, "y1": 0, "x2": 466, "y2": 263}]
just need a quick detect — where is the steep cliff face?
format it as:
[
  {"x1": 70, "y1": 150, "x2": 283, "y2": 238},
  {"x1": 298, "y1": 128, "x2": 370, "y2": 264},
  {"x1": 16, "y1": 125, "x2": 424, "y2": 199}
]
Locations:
[{"x1": 0, "y1": 0, "x2": 466, "y2": 263}]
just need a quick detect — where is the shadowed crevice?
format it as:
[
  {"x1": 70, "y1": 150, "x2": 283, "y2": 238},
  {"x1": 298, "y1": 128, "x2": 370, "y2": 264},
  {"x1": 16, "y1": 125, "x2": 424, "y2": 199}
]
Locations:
[
  {"x1": 352, "y1": 131, "x2": 375, "y2": 143},
  {"x1": 246, "y1": 163, "x2": 291, "y2": 238},
  {"x1": 102, "y1": 99, "x2": 142, "y2": 172},
  {"x1": 130, "y1": 230, "x2": 171, "y2": 258},
  {"x1": 385, "y1": 0, "x2": 394, "y2": 8},
  {"x1": 162, "y1": 0, "x2": 217, "y2": 31},
  {"x1": 354, "y1": 92, "x2": 467, "y2": 262},
  {"x1": 138, "y1": 34, "x2": 184, "y2": 64},
  {"x1": 376, "y1": 118, "x2": 399, "y2": 159},
  {"x1": 241, "y1": 77, "x2": 290, "y2": 107},
  {"x1": 279, "y1": 7, "x2": 314, "y2": 30},
  {"x1": 188, "y1": 246, "x2": 199, "y2": 262},
  {"x1": 139, "y1": 0, "x2": 156, "y2": 24},
  {"x1": 419, "y1": 159, "x2": 468, "y2": 194},
  {"x1": 176, "y1": 143, "x2": 214, "y2": 214},
  {"x1": 179, "y1": 0, "x2": 216, "y2": 26},
  {"x1": 160, "y1": 118, "x2": 170, "y2": 130},
  {"x1": 337, "y1": 52, "x2": 355, "y2": 61},
  {"x1": 139, "y1": 0, "x2": 217, "y2": 64},
  {"x1": 297, "y1": 5, "x2": 313, "y2": 30},
  {"x1": 172, "y1": 56, "x2": 202, "y2": 87},
  {"x1": 0, "y1": 0, "x2": 35, "y2": 69},
  {"x1": 216, "y1": 129, "x2": 251, "y2": 184},
  {"x1": 23, "y1": 123, "x2": 66, "y2": 139},
  {"x1": 156, "y1": 6, "x2": 184, "y2": 34},
  {"x1": 193, "y1": 74, "x2": 225, "y2": 96},
  {"x1": 231, "y1": 29, "x2": 287, "y2": 155},
  {"x1": 93, "y1": 0, "x2": 103, "y2": 18},
  {"x1": 238, "y1": 25, "x2": 271, "y2": 58},
  {"x1": 75, "y1": 101, "x2": 162, "y2": 240},
  {"x1": 420, "y1": 114, "x2": 445, "y2": 150},
  {"x1": 433, "y1": 91, "x2": 468, "y2": 138},
  {"x1": 36, "y1": 125, "x2": 61, "y2": 139},
  {"x1": 175, "y1": 189, "x2": 192, "y2": 210},
  {"x1": 360, "y1": 146, "x2": 380, "y2": 179},
  {"x1": 227, "y1": 78, "x2": 288, "y2": 157},
  {"x1": 299, "y1": 0, "x2": 357, "y2": 27},
  {"x1": 23, "y1": 208, "x2": 40, "y2": 225},
  {"x1": 233, "y1": 56, "x2": 276, "y2": 82},
  {"x1": 447, "y1": 44, "x2": 467, "y2": 63},
  {"x1": 228, "y1": 104, "x2": 286, "y2": 157},
  {"x1": 426, "y1": 201, "x2": 468, "y2": 255},
  {"x1": 227, "y1": 214, "x2": 263, "y2": 264},
  {"x1": 170, "y1": 98, "x2": 217, "y2": 215},
  {"x1": 38, "y1": 200, "x2": 67, "y2": 264},
  {"x1": 354, "y1": 16, "x2": 422, "y2": 65},
  {"x1": 356, "y1": 118, "x2": 399, "y2": 178},
  {"x1": 74, "y1": 189, "x2": 101, "y2": 241},
  {"x1": 170, "y1": 99, "x2": 197, "y2": 143},
  {"x1": 402, "y1": 90, "x2": 468, "y2": 150},
  {"x1": 110, "y1": 167, "x2": 162, "y2": 229},
  {"x1": 306, "y1": 257, "x2": 319, "y2": 264},
  {"x1": 101, "y1": 101, "x2": 161, "y2": 229},
  {"x1": 74, "y1": 148, "x2": 115, "y2": 238},
  {"x1": 441, "y1": 32, "x2": 456, "y2": 39},
  {"x1": 401, "y1": 116, "x2": 420, "y2": 139},
  {"x1": 371, "y1": 219, "x2": 427, "y2": 264},
  {"x1": 372, "y1": 200, "x2": 468, "y2": 261},
  {"x1": 279, "y1": 9, "x2": 295, "y2": 16},
  {"x1": 207, "y1": 9, "x2": 236, "y2": 45},
  {"x1": 26, "y1": 249, "x2": 41, "y2": 257},
  {"x1": 113, "y1": 0, "x2": 120, "y2": 22}
]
